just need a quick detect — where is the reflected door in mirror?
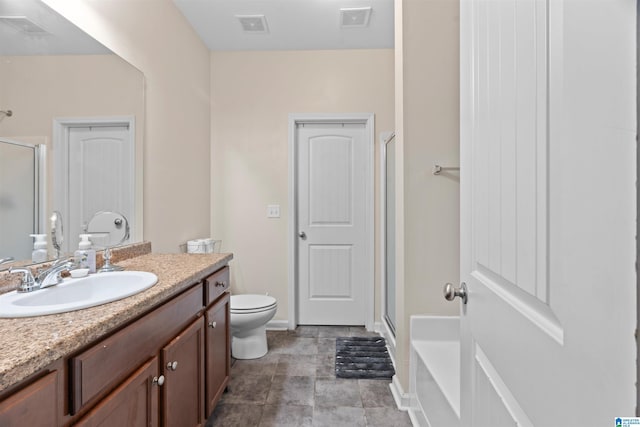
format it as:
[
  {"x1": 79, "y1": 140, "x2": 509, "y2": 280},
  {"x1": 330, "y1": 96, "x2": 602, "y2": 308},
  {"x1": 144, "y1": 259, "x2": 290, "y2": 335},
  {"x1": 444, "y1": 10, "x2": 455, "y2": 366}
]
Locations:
[{"x1": 56, "y1": 123, "x2": 134, "y2": 252}]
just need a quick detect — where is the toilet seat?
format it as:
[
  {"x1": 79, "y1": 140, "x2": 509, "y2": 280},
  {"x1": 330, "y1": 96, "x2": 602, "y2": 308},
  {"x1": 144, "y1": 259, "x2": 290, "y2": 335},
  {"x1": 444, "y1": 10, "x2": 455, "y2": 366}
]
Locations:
[{"x1": 231, "y1": 294, "x2": 277, "y2": 314}]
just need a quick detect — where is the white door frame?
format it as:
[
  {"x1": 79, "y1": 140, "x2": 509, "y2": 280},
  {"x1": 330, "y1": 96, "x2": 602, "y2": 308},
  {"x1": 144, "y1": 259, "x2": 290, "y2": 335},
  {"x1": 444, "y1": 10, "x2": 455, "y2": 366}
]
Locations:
[
  {"x1": 53, "y1": 116, "x2": 136, "y2": 253},
  {"x1": 288, "y1": 113, "x2": 375, "y2": 330}
]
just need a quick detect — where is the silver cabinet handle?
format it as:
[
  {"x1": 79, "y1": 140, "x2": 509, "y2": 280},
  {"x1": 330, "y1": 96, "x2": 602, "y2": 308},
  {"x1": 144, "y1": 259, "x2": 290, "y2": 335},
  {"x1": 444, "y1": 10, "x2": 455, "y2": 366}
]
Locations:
[
  {"x1": 209, "y1": 321, "x2": 217, "y2": 328},
  {"x1": 443, "y1": 282, "x2": 468, "y2": 304},
  {"x1": 167, "y1": 361, "x2": 178, "y2": 371},
  {"x1": 152, "y1": 375, "x2": 165, "y2": 386},
  {"x1": 299, "y1": 231, "x2": 306, "y2": 239}
]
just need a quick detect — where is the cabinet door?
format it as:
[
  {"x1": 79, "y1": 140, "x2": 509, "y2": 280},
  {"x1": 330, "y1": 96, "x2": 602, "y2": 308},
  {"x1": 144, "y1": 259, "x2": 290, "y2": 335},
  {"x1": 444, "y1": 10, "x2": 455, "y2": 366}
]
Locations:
[
  {"x1": 75, "y1": 357, "x2": 160, "y2": 427},
  {"x1": 205, "y1": 292, "x2": 230, "y2": 416},
  {"x1": 161, "y1": 317, "x2": 205, "y2": 427},
  {"x1": 0, "y1": 370, "x2": 61, "y2": 427}
]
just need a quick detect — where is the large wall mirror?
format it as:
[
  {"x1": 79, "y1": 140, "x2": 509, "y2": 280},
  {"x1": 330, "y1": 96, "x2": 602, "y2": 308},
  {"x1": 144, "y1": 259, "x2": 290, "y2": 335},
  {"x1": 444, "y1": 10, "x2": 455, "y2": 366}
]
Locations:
[{"x1": 0, "y1": 0, "x2": 144, "y2": 265}]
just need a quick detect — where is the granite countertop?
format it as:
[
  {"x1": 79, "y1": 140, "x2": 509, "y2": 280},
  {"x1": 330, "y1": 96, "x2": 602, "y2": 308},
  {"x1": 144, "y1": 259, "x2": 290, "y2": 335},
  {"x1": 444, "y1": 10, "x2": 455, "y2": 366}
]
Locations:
[{"x1": 0, "y1": 252, "x2": 233, "y2": 393}]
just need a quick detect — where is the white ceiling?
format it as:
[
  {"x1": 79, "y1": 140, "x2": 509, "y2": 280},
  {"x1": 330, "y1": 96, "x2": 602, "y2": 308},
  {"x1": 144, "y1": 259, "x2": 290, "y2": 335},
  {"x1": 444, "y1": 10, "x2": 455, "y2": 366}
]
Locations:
[
  {"x1": 0, "y1": 0, "x2": 110, "y2": 55},
  {"x1": 173, "y1": 0, "x2": 394, "y2": 51}
]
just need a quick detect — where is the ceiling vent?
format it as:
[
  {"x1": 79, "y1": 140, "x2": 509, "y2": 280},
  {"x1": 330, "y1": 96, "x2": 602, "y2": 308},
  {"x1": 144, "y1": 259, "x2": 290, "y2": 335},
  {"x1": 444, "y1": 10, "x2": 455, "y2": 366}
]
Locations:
[
  {"x1": 0, "y1": 16, "x2": 48, "y2": 34},
  {"x1": 340, "y1": 7, "x2": 372, "y2": 28},
  {"x1": 236, "y1": 15, "x2": 269, "y2": 34}
]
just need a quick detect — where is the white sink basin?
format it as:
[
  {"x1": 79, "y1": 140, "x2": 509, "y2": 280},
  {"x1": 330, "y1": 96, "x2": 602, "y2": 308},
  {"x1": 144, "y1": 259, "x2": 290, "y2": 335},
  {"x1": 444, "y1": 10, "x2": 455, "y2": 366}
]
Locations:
[{"x1": 0, "y1": 271, "x2": 158, "y2": 318}]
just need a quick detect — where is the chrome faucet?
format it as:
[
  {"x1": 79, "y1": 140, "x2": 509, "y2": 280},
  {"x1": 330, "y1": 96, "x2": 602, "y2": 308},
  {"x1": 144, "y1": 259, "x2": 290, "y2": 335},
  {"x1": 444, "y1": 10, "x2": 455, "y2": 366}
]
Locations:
[{"x1": 10, "y1": 258, "x2": 75, "y2": 293}]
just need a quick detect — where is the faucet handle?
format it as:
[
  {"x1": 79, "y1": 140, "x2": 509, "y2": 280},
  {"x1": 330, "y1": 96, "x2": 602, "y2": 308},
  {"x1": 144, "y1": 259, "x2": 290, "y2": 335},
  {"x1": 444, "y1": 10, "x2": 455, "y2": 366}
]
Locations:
[
  {"x1": 9, "y1": 268, "x2": 37, "y2": 293},
  {"x1": 0, "y1": 257, "x2": 14, "y2": 266}
]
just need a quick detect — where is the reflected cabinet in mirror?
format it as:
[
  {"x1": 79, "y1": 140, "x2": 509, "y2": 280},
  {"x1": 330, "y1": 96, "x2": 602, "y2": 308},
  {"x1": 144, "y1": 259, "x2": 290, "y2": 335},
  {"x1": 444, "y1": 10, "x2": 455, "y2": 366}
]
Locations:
[{"x1": 0, "y1": 0, "x2": 144, "y2": 263}]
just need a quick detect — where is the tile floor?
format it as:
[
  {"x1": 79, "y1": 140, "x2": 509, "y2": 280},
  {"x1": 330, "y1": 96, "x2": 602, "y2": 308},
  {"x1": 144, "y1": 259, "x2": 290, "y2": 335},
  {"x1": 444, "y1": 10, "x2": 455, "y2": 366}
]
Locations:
[{"x1": 206, "y1": 326, "x2": 413, "y2": 427}]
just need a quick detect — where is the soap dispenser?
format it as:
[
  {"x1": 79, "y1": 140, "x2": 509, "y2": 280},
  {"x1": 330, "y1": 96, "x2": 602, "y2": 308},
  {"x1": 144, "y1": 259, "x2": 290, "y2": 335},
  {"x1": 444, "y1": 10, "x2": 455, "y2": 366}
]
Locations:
[
  {"x1": 75, "y1": 234, "x2": 96, "y2": 273},
  {"x1": 29, "y1": 234, "x2": 48, "y2": 263}
]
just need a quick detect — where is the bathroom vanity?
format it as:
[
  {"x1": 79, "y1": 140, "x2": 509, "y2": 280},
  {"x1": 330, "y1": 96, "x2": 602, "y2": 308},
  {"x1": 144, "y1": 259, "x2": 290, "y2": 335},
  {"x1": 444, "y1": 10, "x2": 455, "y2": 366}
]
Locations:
[{"x1": 0, "y1": 252, "x2": 232, "y2": 426}]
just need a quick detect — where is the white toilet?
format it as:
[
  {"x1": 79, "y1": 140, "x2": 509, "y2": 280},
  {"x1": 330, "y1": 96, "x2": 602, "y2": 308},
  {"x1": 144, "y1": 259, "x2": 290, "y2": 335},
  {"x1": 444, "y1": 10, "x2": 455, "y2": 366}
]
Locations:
[{"x1": 229, "y1": 294, "x2": 277, "y2": 359}]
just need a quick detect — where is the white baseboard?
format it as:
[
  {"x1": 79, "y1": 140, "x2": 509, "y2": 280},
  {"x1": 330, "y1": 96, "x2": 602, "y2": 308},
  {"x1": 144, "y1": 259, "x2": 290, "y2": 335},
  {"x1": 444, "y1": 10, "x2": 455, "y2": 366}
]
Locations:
[
  {"x1": 373, "y1": 320, "x2": 383, "y2": 333},
  {"x1": 390, "y1": 374, "x2": 412, "y2": 411},
  {"x1": 266, "y1": 320, "x2": 289, "y2": 330}
]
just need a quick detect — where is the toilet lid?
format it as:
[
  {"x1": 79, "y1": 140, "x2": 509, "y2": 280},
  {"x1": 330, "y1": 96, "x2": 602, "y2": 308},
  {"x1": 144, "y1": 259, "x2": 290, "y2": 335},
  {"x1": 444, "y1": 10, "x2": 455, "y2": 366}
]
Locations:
[{"x1": 231, "y1": 294, "x2": 277, "y2": 311}]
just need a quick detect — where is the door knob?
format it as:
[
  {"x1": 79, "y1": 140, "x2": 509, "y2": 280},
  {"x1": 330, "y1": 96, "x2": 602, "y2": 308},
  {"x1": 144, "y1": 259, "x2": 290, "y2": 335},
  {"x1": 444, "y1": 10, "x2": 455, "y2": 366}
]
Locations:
[
  {"x1": 443, "y1": 282, "x2": 468, "y2": 304},
  {"x1": 167, "y1": 361, "x2": 178, "y2": 371},
  {"x1": 152, "y1": 375, "x2": 165, "y2": 386},
  {"x1": 298, "y1": 231, "x2": 306, "y2": 239}
]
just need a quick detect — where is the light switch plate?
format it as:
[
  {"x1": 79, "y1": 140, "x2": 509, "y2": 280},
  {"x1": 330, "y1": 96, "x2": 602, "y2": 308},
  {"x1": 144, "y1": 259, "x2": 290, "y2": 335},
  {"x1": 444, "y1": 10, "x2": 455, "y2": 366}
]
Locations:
[{"x1": 267, "y1": 204, "x2": 280, "y2": 218}]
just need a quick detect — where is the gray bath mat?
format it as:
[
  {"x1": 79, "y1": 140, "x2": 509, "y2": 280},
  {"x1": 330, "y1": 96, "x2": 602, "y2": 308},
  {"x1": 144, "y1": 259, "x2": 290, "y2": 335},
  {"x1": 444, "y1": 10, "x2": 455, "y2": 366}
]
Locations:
[{"x1": 335, "y1": 336, "x2": 395, "y2": 379}]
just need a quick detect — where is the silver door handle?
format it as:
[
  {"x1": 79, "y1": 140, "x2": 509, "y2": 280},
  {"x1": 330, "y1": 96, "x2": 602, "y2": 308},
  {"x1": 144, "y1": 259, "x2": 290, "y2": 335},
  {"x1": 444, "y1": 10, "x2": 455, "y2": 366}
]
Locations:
[
  {"x1": 299, "y1": 231, "x2": 306, "y2": 239},
  {"x1": 443, "y1": 282, "x2": 468, "y2": 304}
]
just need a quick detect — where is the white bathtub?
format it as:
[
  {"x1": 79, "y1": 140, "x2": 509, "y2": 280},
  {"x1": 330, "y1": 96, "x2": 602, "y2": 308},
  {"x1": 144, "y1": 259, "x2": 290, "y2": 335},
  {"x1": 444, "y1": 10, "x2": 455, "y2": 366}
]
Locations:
[{"x1": 409, "y1": 315, "x2": 461, "y2": 427}]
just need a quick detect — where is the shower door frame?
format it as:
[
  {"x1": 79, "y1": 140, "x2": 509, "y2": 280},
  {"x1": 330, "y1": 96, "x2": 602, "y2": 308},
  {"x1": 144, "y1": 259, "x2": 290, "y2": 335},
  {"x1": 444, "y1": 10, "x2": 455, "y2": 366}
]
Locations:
[
  {"x1": 379, "y1": 132, "x2": 397, "y2": 349},
  {"x1": 0, "y1": 138, "x2": 47, "y2": 261}
]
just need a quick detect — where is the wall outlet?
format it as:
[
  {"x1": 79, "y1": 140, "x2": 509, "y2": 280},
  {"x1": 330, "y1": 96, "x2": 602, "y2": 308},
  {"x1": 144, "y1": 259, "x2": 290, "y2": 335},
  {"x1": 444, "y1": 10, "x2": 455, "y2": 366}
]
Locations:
[{"x1": 267, "y1": 204, "x2": 280, "y2": 218}]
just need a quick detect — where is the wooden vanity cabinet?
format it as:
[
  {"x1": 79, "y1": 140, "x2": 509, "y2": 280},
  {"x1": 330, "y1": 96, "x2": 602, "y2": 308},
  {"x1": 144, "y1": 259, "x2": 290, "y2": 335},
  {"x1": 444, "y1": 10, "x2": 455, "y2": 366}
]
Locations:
[{"x1": 0, "y1": 264, "x2": 231, "y2": 427}]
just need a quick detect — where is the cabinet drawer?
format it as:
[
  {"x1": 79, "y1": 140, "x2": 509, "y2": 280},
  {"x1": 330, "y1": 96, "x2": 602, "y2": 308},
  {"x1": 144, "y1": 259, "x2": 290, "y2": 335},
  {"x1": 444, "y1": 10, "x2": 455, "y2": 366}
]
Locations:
[
  {"x1": 70, "y1": 283, "x2": 203, "y2": 414},
  {"x1": 204, "y1": 267, "x2": 229, "y2": 306}
]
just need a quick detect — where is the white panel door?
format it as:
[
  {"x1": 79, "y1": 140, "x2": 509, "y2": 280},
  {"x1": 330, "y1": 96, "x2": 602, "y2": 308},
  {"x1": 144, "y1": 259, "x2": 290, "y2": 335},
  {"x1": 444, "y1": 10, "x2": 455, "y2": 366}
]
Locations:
[
  {"x1": 297, "y1": 122, "x2": 369, "y2": 325},
  {"x1": 67, "y1": 126, "x2": 133, "y2": 251},
  {"x1": 459, "y1": 0, "x2": 635, "y2": 425}
]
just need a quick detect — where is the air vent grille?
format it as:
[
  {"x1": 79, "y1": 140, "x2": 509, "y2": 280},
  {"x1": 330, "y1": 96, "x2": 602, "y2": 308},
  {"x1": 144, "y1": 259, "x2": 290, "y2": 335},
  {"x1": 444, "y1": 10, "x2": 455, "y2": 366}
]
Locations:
[
  {"x1": 340, "y1": 7, "x2": 372, "y2": 28},
  {"x1": 0, "y1": 16, "x2": 48, "y2": 34},
  {"x1": 236, "y1": 15, "x2": 269, "y2": 33}
]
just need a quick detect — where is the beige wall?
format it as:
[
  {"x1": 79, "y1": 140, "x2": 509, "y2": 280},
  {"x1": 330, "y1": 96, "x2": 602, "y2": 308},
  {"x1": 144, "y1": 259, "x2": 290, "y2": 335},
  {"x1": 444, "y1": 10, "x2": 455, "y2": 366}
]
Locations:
[
  {"x1": 394, "y1": 0, "x2": 460, "y2": 389},
  {"x1": 44, "y1": 0, "x2": 212, "y2": 253},
  {"x1": 210, "y1": 49, "x2": 394, "y2": 323},
  {"x1": 0, "y1": 55, "x2": 142, "y2": 137}
]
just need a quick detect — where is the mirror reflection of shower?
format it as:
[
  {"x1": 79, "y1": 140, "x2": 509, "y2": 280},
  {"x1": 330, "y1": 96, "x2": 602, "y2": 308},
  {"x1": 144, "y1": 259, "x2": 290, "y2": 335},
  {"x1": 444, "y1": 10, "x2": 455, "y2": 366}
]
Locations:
[
  {"x1": 0, "y1": 138, "x2": 46, "y2": 261},
  {"x1": 86, "y1": 211, "x2": 130, "y2": 272}
]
